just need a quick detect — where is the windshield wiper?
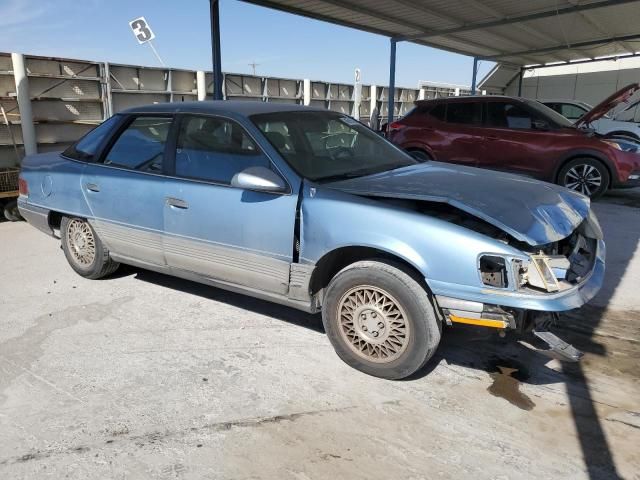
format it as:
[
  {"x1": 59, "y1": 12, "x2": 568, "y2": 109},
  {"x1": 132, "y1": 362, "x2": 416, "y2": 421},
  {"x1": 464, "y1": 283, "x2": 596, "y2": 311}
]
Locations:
[{"x1": 316, "y1": 164, "x2": 415, "y2": 183}]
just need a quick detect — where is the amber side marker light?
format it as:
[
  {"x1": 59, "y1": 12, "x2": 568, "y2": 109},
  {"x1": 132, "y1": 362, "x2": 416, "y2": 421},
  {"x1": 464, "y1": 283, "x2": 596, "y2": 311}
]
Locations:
[{"x1": 449, "y1": 314, "x2": 508, "y2": 329}]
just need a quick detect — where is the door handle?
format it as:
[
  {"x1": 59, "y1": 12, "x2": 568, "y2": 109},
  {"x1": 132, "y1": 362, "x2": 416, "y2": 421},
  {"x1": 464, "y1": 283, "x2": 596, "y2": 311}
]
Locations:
[
  {"x1": 486, "y1": 135, "x2": 499, "y2": 141},
  {"x1": 166, "y1": 197, "x2": 189, "y2": 209},
  {"x1": 85, "y1": 183, "x2": 100, "y2": 192}
]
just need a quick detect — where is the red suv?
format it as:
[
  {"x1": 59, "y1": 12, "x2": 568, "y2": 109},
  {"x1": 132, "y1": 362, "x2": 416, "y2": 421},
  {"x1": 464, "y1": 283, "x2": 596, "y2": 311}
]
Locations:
[{"x1": 387, "y1": 86, "x2": 640, "y2": 199}]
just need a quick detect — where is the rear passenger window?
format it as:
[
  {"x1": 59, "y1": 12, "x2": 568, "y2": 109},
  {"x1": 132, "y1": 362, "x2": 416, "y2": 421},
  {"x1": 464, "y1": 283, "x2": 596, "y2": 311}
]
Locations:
[
  {"x1": 446, "y1": 102, "x2": 482, "y2": 125},
  {"x1": 175, "y1": 115, "x2": 270, "y2": 184},
  {"x1": 428, "y1": 104, "x2": 446, "y2": 121},
  {"x1": 63, "y1": 115, "x2": 121, "y2": 162},
  {"x1": 103, "y1": 116, "x2": 171, "y2": 172}
]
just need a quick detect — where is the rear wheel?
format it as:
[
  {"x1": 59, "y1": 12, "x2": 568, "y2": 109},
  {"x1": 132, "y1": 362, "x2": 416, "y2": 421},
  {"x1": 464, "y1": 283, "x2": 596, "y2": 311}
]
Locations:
[
  {"x1": 61, "y1": 216, "x2": 119, "y2": 279},
  {"x1": 322, "y1": 260, "x2": 441, "y2": 379},
  {"x1": 557, "y1": 157, "x2": 609, "y2": 199},
  {"x1": 3, "y1": 199, "x2": 22, "y2": 222},
  {"x1": 406, "y1": 148, "x2": 432, "y2": 162}
]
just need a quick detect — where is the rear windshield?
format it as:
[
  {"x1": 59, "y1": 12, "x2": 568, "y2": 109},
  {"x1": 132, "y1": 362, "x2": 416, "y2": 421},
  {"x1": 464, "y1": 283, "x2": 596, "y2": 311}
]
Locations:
[{"x1": 63, "y1": 115, "x2": 122, "y2": 162}]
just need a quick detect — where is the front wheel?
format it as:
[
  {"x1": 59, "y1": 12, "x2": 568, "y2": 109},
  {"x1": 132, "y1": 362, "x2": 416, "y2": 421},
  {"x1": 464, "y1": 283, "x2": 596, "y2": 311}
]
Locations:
[
  {"x1": 557, "y1": 158, "x2": 609, "y2": 199},
  {"x1": 322, "y1": 260, "x2": 441, "y2": 379},
  {"x1": 61, "y1": 216, "x2": 120, "y2": 279}
]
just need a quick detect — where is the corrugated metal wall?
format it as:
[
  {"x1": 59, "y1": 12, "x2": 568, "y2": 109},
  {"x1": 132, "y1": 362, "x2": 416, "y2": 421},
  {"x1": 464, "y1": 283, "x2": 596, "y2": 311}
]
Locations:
[{"x1": 0, "y1": 52, "x2": 427, "y2": 167}]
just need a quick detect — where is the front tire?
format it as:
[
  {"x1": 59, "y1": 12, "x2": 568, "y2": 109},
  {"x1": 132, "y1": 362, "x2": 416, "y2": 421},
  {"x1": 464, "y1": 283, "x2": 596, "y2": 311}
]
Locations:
[
  {"x1": 322, "y1": 260, "x2": 441, "y2": 379},
  {"x1": 61, "y1": 216, "x2": 119, "y2": 279},
  {"x1": 557, "y1": 157, "x2": 609, "y2": 199}
]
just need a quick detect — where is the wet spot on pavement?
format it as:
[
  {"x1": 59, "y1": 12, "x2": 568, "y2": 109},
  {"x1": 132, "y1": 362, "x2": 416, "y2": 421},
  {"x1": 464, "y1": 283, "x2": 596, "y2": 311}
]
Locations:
[{"x1": 487, "y1": 358, "x2": 535, "y2": 411}]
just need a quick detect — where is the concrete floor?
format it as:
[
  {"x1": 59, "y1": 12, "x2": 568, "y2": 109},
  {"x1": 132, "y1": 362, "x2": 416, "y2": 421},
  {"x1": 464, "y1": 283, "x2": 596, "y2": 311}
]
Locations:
[{"x1": 1, "y1": 191, "x2": 639, "y2": 479}]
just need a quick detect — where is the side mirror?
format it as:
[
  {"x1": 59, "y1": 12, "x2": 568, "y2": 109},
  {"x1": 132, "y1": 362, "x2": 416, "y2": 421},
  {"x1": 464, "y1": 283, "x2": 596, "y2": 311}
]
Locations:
[
  {"x1": 532, "y1": 119, "x2": 550, "y2": 131},
  {"x1": 231, "y1": 166, "x2": 287, "y2": 193}
]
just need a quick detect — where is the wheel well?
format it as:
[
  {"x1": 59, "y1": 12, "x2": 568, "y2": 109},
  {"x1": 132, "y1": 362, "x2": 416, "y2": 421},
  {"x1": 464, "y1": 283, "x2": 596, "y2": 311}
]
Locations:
[
  {"x1": 555, "y1": 155, "x2": 613, "y2": 187},
  {"x1": 309, "y1": 246, "x2": 427, "y2": 295},
  {"x1": 405, "y1": 147, "x2": 433, "y2": 159},
  {"x1": 48, "y1": 211, "x2": 63, "y2": 230}
]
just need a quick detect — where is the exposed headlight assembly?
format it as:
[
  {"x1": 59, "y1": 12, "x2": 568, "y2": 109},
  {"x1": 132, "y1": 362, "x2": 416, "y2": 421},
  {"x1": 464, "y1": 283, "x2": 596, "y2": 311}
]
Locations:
[{"x1": 527, "y1": 255, "x2": 560, "y2": 292}]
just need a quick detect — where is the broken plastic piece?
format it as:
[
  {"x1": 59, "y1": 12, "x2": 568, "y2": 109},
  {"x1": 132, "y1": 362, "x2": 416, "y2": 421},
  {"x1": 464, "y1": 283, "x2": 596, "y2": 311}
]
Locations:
[{"x1": 533, "y1": 329, "x2": 584, "y2": 362}]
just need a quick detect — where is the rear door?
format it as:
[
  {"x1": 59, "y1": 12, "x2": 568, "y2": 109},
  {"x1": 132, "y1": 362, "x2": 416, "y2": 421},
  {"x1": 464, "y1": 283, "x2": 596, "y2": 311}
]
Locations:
[
  {"x1": 162, "y1": 114, "x2": 297, "y2": 294},
  {"x1": 480, "y1": 100, "x2": 554, "y2": 178},
  {"x1": 81, "y1": 115, "x2": 172, "y2": 266},
  {"x1": 430, "y1": 100, "x2": 484, "y2": 166}
]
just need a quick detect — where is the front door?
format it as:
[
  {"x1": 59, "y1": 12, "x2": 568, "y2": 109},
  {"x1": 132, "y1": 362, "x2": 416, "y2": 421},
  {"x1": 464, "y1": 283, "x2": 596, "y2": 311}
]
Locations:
[
  {"x1": 162, "y1": 114, "x2": 297, "y2": 294},
  {"x1": 82, "y1": 115, "x2": 172, "y2": 266},
  {"x1": 480, "y1": 101, "x2": 555, "y2": 178}
]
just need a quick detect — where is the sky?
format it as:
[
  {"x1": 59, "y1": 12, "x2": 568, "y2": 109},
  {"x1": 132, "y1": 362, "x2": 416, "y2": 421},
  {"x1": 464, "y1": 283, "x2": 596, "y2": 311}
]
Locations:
[{"x1": 0, "y1": 0, "x2": 494, "y2": 88}]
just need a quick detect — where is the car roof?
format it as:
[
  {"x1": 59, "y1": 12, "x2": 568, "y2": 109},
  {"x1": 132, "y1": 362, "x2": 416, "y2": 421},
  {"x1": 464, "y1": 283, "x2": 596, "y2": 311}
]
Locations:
[
  {"x1": 120, "y1": 100, "x2": 328, "y2": 116},
  {"x1": 539, "y1": 99, "x2": 589, "y2": 105}
]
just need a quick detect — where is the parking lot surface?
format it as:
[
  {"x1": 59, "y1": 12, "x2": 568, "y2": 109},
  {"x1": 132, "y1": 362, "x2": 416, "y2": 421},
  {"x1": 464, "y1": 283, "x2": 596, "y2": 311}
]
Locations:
[{"x1": 1, "y1": 191, "x2": 639, "y2": 479}]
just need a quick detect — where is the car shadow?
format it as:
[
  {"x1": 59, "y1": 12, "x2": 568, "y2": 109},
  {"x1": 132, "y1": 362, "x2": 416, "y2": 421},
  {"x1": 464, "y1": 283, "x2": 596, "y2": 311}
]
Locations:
[
  {"x1": 131, "y1": 267, "x2": 324, "y2": 333},
  {"x1": 122, "y1": 188, "x2": 638, "y2": 479}
]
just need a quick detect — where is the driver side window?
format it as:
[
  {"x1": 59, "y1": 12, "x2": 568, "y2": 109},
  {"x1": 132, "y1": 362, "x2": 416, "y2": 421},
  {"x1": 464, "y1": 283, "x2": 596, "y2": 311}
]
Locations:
[{"x1": 103, "y1": 116, "x2": 172, "y2": 172}]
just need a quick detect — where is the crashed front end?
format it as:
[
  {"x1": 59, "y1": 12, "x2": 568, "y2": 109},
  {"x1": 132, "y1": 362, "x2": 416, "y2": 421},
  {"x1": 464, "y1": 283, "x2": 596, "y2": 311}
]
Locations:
[
  {"x1": 325, "y1": 162, "x2": 606, "y2": 360},
  {"x1": 435, "y1": 210, "x2": 605, "y2": 359}
]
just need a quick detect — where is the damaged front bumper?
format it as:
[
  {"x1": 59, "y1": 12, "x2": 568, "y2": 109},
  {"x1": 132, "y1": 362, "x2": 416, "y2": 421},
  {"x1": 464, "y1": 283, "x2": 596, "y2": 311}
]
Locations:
[{"x1": 433, "y1": 239, "x2": 605, "y2": 315}]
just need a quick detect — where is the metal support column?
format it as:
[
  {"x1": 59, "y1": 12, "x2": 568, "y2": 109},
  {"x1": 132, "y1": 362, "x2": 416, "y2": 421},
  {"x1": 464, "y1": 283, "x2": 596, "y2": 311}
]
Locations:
[
  {"x1": 517, "y1": 67, "x2": 524, "y2": 97},
  {"x1": 303, "y1": 79, "x2": 311, "y2": 106},
  {"x1": 196, "y1": 71, "x2": 207, "y2": 101},
  {"x1": 387, "y1": 38, "x2": 397, "y2": 124},
  {"x1": 11, "y1": 53, "x2": 37, "y2": 157},
  {"x1": 209, "y1": 0, "x2": 223, "y2": 100},
  {"x1": 471, "y1": 57, "x2": 479, "y2": 95}
]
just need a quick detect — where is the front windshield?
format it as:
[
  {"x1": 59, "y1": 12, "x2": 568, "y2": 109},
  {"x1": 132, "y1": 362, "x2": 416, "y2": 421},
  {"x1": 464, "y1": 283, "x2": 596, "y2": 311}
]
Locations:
[
  {"x1": 524, "y1": 99, "x2": 575, "y2": 128},
  {"x1": 251, "y1": 111, "x2": 416, "y2": 182}
]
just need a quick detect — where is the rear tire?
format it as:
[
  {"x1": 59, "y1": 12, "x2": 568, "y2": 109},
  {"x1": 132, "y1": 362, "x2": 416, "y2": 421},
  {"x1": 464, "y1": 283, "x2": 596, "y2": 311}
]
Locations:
[
  {"x1": 557, "y1": 157, "x2": 609, "y2": 200},
  {"x1": 322, "y1": 260, "x2": 441, "y2": 379},
  {"x1": 406, "y1": 149, "x2": 433, "y2": 162},
  {"x1": 61, "y1": 216, "x2": 119, "y2": 279},
  {"x1": 3, "y1": 199, "x2": 22, "y2": 222}
]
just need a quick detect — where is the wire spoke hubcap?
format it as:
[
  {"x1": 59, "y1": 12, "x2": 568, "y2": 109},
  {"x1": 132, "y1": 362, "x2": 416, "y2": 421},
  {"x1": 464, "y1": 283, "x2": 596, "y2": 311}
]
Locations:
[
  {"x1": 565, "y1": 164, "x2": 602, "y2": 196},
  {"x1": 337, "y1": 285, "x2": 410, "y2": 363},
  {"x1": 67, "y1": 219, "x2": 96, "y2": 266}
]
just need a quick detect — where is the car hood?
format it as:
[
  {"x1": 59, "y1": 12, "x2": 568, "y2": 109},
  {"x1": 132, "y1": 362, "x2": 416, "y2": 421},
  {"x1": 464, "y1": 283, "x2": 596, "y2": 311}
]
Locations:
[
  {"x1": 576, "y1": 83, "x2": 640, "y2": 127},
  {"x1": 325, "y1": 162, "x2": 590, "y2": 246}
]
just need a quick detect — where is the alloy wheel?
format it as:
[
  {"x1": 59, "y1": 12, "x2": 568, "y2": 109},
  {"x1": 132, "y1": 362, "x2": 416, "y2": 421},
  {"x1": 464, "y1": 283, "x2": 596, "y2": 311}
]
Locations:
[
  {"x1": 337, "y1": 285, "x2": 410, "y2": 363},
  {"x1": 564, "y1": 164, "x2": 602, "y2": 196},
  {"x1": 66, "y1": 219, "x2": 96, "y2": 266}
]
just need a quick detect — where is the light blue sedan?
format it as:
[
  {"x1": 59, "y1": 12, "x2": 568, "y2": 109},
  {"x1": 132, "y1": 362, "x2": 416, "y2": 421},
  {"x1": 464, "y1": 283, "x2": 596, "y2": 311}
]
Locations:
[{"x1": 18, "y1": 101, "x2": 604, "y2": 379}]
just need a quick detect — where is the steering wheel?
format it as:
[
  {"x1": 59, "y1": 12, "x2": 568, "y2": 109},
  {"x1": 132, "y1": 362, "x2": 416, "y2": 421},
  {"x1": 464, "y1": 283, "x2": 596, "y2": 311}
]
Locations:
[
  {"x1": 329, "y1": 146, "x2": 355, "y2": 161},
  {"x1": 134, "y1": 152, "x2": 163, "y2": 172}
]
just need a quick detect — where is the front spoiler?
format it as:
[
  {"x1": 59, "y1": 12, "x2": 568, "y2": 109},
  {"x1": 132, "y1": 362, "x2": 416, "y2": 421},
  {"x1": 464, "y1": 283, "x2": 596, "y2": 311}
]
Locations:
[{"x1": 432, "y1": 240, "x2": 605, "y2": 313}]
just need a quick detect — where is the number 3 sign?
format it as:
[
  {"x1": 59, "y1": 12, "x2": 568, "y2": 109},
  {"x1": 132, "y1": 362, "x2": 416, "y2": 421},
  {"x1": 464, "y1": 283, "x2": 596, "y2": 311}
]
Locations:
[{"x1": 129, "y1": 17, "x2": 155, "y2": 44}]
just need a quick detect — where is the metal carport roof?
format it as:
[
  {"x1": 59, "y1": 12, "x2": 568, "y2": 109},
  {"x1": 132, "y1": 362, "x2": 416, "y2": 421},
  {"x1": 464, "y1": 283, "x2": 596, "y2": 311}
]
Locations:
[
  {"x1": 209, "y1": 1, "x2": 640, "y2": 121},
  {"x1": 240, "y1": 0, "x2": 640, "y2": 66}
]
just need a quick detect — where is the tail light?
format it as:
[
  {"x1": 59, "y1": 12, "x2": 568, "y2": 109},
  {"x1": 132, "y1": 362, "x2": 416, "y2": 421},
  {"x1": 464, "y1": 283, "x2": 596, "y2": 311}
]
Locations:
[
  {"x1": 18, "y1": 177, "x2": 28, "y2": 196},
  {"x1": 388, "y1": 121, "x2": 406, "y2": 133}
]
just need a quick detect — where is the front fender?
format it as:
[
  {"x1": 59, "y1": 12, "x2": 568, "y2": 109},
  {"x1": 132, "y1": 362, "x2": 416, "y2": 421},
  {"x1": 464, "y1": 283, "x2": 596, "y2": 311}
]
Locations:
[{"x1": 300, "y1": 185, "x2": 524, "y2": 290}]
